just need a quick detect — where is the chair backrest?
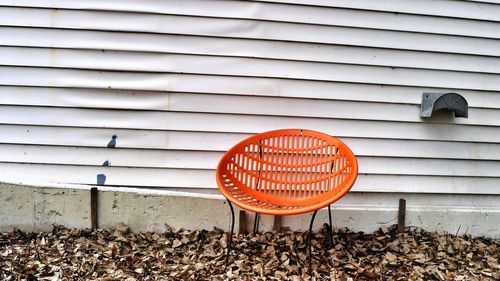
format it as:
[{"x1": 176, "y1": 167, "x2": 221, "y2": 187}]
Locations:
[{"x1": 217, "y1": 129, "x2": 358, "y2": 209}]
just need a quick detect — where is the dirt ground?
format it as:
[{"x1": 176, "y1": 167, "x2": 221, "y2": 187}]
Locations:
[{"x1": 1, "y1": 224, "x2": 498, "y2": 280}]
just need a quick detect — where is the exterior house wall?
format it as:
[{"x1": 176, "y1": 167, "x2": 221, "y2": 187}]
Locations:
[{"x1": 0, "y1": 0, "x2": 499, "y2": 235}]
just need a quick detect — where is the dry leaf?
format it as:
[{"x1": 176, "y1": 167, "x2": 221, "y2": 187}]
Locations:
[
  {"x1": 385, "y1": 251, "x2": 397, "y2": 262},
  {"x1": 0, "y1": 224, "x2": 498, "y2": 280}
]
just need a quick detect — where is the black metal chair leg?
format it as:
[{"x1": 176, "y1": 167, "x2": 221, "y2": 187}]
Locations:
[
  {"x1": 328, "y1": 205, "x2": 334, "y2": 247},
  {"x1": 253, "y1": 213, "x2": 260, "y2": 233},
  {"x1": 307, "y1": 210, "x2": 318, "y2": 273},
  {"x1": 225, "y1": 200, "x2": 235, "y2": 266}
]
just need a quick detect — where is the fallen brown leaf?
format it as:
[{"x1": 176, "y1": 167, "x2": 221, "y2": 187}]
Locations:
[{"x1": 0, "y1": 224, "x2": 497, "y2": 280}]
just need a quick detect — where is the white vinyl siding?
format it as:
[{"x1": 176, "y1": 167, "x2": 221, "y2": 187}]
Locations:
[{"x1": 1, "y1": 0, "x2": 499, "y2": 196}]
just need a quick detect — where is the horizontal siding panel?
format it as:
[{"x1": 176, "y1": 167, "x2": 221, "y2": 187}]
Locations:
[
  {"x1": 1, "y1": 85, "x2": 499, "y2": 114},
  {"x1": 255, "y1": 0, "x2": 500, "y2": 22},
  {"x1": 0, "y1": 162, "x2": 498, "y2": 195},
  {"x1": 97, "y1": 93, "x2": 499, "y2": 127},
  {"x1": 151, "y1": 94, "x2": 500, "y2": 127},
  {"x1": 0, "y1": 66, "x2": 170, "y2": 91},
  {"x1": 356, "y1": 174, "x2": 500, "y2": 195},
  {"x1": 3, "y1": 0, "x2": 500, "y2": 39},
  {"x1": 0, "y1": 87, "x2": 421, "y2": 123},
  {"x1": 0, "y1": 144, "x2": 222, "y2": 170},
  {"x1": 4, "y1": 0, "x2": 500, "y2": 23},
  {"x1": 469, "y1": 1, "x2": 500, "y2": 4},
  {"x1": 363, "y1": 158, "x2": 500, "y2": 178},
  {"x1": 0, "y1": 86, "x2": 173, "y2": 111},
  {"x1": 4, "y1": 27, "x2": 500, "y2": 75},
  {"x1": 0, "y1": 125, "x2": 249, "y2": 152},
  {"x1": 3, "y1": 7, "x2": 500, "y2": 57},
  {"x1": 2, "y1": 106, "x2": 500, "y2": 143},
  {"x1": 2, "y1": 144, "x2": 500, "y2": 178},
  {"x1": 3, "y1": 47, "x2": 500, "y2": 91},
  {"x1": 1, "y1": 87, "x2": 500, "y2": 127},
  {"x1": 349, "y1": 138, "x2": 500, "y2": 161},
  {"x1": 2, "y1": 70, "x2": 500, "y2": 109},
  {"x1": 0, "y1": 162, "x2": 212, "y2": 188},
  {"x1": 3, "y1": 126, "x2": 500, "y2": 161}
]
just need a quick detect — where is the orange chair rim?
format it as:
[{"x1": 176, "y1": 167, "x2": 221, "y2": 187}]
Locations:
[{"x1": 216, "y1": 129, "x2": 358, "y2": 216}]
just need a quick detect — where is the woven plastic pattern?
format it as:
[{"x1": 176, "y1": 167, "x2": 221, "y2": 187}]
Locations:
[{"x1": 216, "y1": 129, "x2": 358, "y2": 215}]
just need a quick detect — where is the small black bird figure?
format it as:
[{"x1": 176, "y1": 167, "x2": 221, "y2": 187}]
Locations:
[
  {"x1": 97, "y1": 174, "x2": 106, "y2": 185},
  {"x1": 107, "y1": 135, "x2": 117, "y2": 148}
]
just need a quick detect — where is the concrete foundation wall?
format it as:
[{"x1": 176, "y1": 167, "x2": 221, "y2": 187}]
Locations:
[{"x1": 1, "y1": 182, "x2": 499, "y2": 238}]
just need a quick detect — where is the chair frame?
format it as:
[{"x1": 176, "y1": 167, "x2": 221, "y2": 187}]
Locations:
[
  {"x1": 224, "y1": 200, "x2": 335, "y2": 270},
  {"x1": 216, "y1": 129, "x2": 358, "y2": 271}
]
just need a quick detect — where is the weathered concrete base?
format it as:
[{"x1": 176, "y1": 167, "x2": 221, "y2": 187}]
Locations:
[
  {"x1": 1, "y1": 182, "x2": 499, "y2": 238},
  {"x1": 98, "y1": 189, "x2": 229, "y2": 233},
  {"x1": 1, "y1": 182, "x2": 91, "y2": 231}
]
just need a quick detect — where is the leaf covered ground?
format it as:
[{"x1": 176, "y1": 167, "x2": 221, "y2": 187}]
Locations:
[{"x1": 0, "y1": 224, "x2": 498, "y2": 280}]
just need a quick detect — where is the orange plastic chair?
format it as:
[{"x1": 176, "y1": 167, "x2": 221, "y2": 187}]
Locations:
[{"x1": 216, "y1": 129, "x2": 358, "y2": 268}]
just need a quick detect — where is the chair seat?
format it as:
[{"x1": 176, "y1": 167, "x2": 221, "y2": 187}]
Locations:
[{"x1": 216, "y1": 129, "x2": 358, "y2": 216}]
